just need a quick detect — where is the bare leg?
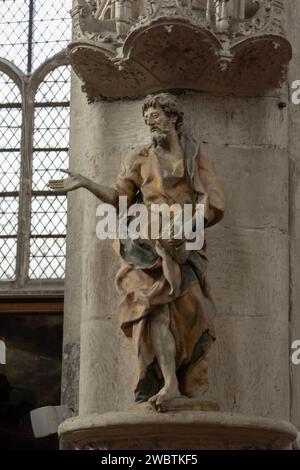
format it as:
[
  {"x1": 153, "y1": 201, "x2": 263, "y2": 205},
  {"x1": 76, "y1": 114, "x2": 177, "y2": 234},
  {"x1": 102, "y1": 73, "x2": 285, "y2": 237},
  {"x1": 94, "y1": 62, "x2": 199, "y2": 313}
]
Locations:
[{"x1": 148, "y1": 305, "x2": 182, "y2": 409}]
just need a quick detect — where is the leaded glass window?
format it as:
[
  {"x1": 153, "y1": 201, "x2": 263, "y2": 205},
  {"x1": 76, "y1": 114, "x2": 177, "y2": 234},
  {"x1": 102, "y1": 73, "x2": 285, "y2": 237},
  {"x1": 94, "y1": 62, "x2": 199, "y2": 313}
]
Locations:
[
  {"x1": 29, "y1": 66, "x2": 70, "y2": 279},
  {"x1": 0, "y1": 72, "x2": 22, "y2": 281},
  {"x1": 0, "y1": 1, "x2": 72, "y2": 289},
  {"x1": 0, "y1": 0, "x2": 72, "y2": 73}
]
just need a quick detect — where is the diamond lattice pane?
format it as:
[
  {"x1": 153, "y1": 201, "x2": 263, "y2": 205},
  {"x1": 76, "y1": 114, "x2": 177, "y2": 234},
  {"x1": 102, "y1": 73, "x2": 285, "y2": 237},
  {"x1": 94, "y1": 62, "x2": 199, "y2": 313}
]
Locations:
[
  {"x1": 0, "y1": 197, "x2": 19, "y2": 236},
  {"x1": 33, "y1": 106, "x2": 69, "y2": 149},
  {"x1": 0, "y1": 237, "x2": 17, "y2": 280},
  {"x1": 0, "y1": 44, "x2": 29, "y2": 72},
  {"x1": 35, "y1": 66, "x2": 71, "y2": 103},
  {"x1": 0, "y1": 108, "x2": 22, "y2": 150},
  {"x1": 0, "y1": 152, "x2": 21, "y2": 192},
  {"x1": 31, "y1": 195, "x2": 67, "y2": 236},
  {"x1": 0, "y1": 72, "x2": 22, "y2": 104},
  {"x1": 29, "y1": 236, "x2": 66, "y2": 279},
  {"x1": 32, "y1": 150, "x2": 68, "y2": 191},
  {"x1": 34, "y1": 1, "x2": 72, "y2": 21},
  {"x1": 0, "y1": 70, "x2": 21, "y2": 282},
  {"x1": 32, "y1": 0, "x2": 72, "y2": 70},
  {"x1": 0, "y1": 0, "x2": 30, "y2": 72}
]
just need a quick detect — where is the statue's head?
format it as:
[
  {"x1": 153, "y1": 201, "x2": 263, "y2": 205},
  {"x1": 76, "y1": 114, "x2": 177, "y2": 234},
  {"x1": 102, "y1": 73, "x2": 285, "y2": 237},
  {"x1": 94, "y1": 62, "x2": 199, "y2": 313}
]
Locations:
[{"x1": 142, "y1": 93, "x2": 184, "y2": 147}]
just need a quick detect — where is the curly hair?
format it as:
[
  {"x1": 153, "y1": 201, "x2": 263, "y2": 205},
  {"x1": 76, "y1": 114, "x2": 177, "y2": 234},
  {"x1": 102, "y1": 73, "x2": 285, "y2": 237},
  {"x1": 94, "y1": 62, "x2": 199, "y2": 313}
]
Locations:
[{"x1": 142, "y1": 93, "x2": 184, "y2": 135}]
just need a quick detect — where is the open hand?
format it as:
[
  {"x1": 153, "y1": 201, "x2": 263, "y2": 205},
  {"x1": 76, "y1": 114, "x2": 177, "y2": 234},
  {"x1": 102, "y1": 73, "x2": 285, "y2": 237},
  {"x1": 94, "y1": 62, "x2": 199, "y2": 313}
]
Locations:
[{"x1": 48, "y1": 170, "x2": 86, "y2": 194}]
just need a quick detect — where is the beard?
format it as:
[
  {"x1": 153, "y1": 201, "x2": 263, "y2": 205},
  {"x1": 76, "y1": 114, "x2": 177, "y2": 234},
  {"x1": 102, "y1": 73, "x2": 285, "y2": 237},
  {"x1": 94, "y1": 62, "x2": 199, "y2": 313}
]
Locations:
[
  {"x1": 151, "y1": 129, "x2": 170, "y2": 147},
  {"x1": 150, "y1": 117, "x2": 173, "y2": 147}
]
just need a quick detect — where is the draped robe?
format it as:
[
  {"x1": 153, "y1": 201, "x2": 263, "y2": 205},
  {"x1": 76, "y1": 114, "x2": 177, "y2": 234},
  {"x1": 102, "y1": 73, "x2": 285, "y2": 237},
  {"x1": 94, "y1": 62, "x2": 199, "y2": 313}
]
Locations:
[{"x1": 112, "y1": 135, "x2": 225, "y2": 402}]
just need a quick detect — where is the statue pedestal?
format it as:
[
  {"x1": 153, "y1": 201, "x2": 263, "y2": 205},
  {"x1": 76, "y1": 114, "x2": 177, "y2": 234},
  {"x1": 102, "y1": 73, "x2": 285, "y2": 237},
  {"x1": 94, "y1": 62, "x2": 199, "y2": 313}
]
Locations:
[{"x1": 58, "y1": 411, "x2": 297, "y2": 450}]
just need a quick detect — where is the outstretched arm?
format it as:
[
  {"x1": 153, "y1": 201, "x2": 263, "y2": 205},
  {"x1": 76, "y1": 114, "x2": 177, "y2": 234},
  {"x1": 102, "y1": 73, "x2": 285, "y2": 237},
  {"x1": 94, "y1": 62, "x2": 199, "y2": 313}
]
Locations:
[{"x1": 48, "y1": 170, "x2": 119, "y2": 208}]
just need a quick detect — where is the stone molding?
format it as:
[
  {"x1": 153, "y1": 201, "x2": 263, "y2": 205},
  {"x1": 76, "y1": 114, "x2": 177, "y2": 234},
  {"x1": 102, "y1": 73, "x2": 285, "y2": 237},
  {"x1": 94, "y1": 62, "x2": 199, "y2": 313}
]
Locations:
[{"x1": 59, "y1": 410, "x2": 298, "y2": 450}]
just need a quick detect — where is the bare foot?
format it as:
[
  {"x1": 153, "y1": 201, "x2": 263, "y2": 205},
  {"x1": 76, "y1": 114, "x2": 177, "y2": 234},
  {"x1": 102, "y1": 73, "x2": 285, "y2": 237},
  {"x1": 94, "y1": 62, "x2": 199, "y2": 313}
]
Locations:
[{"x1": 148, "y1": 385, "x2": 182, "y2": 412}]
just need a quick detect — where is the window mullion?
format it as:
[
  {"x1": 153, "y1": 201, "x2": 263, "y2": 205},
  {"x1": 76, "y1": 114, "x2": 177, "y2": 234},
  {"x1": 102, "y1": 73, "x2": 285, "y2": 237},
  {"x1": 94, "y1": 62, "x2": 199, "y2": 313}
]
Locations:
[
  {"x1": 15, "y1": 81, "x2": 34, "y2": 287},
  {"x1": 27, "y1": 0, "x2": 35, "y2": 74}
]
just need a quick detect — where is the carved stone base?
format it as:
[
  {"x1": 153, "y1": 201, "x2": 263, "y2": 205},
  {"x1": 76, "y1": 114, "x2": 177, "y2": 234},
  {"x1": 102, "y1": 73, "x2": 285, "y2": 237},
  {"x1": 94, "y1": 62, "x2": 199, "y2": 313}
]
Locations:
[
  {"x1": 58, "y1": 411, "x2": 297, "y2": 450},
  {"x1": 128, "y1": 398, "x2": 220, "y2": 413}
]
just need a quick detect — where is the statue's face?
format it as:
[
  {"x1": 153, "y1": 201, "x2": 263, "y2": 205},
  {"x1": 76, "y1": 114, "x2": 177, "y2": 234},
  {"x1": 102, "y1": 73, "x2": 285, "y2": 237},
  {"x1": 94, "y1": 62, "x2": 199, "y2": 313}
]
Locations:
[{"x1": 144, "y1": 105, "x2": 176, "y2": 146}]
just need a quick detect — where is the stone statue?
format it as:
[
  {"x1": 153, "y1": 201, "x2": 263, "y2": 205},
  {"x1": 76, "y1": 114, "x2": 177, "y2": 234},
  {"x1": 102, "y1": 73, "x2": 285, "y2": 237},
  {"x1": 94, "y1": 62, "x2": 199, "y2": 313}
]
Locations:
[{"x1": 49, "y1": 93, "x2": 225, "y2": 412}]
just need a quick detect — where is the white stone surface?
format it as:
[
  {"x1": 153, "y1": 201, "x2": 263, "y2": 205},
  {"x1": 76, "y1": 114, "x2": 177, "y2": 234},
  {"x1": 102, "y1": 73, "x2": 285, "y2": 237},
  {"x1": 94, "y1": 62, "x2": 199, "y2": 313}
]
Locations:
[
  {"x1": 0, "y1": 340, "x2": 5, "y2": 365},
  {"x1": 59, "y1": 411, "x2": 298, "y2": 450}
]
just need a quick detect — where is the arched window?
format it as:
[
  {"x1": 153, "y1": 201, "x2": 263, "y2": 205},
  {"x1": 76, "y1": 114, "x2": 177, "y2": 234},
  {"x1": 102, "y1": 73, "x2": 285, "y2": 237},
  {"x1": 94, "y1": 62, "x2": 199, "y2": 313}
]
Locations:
[
  {"x1": 30, "y1": 66, "x2": 70, "y2": 279},
  {"x1": 0, "y1": 1, "x2": 72, "y2": 290},
  {"x1": 0, "y1": 72, "x2": 22, "y2": 281},
  {"x1": 0, "y1": 3, "x2": 72, "y2": 449}
]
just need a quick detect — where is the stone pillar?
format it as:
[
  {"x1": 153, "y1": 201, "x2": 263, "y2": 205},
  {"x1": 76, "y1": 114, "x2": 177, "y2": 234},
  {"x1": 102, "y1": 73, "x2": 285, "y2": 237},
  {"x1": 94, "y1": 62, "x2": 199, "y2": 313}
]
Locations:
[
  {"x1": 115, "y1": 0, "x2": 133, "y2": 35},
  {"x1": 60, "y1": 0, "x2": 298, "y2": 449},
  {"x1": 62, "y1": 84, "x2": 292, "y2": 421},
  {"x1": 288, "y1": 0, "x2": 300, "y2": 431}
]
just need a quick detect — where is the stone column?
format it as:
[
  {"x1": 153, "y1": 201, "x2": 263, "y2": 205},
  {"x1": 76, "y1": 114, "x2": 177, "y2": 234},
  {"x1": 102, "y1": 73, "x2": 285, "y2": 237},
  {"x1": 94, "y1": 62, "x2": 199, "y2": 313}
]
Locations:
[
  {"x1": 62, "y1": 81, "x2": 291, "y2": 417},
  {"x1": 60, "y1": 0, "x2": 299, "y2": 449},
  {"x1": 288, "y1": 0, "x2": 300, "y2": 431}
]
